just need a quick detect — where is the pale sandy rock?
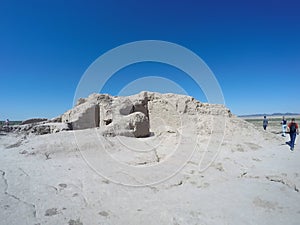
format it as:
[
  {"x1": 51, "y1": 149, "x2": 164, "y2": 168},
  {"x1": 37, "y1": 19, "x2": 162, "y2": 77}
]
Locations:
[
  {"x1": 62, "y1": 102, "x2": 100, "y2": 130},
  {"x1": 129, "y1": 112, "x2": 149, "y2": 137},
  {"x1": 101, "y1": 112, "x2": 149, "y2": 138},
  {"x1": 31, "y1": 122, "x2": 70, "y2": 135},
  {"x1": 10, "y1": 92, "x2": 232, "y2": 139},
  {"x1": 61, "y1": 92, "x2": 151, "y2": 137},
  {"x1": 118, "y1": 99, "x2": 134, "y2": 115},
  {"x1": 59, "y1": 91, "x2": 233, "y2": 138},
  {"x1": 75, "y1": 97, "x2": 86, "y2": 106},
  {"x1": 11, "y1": 122, "x2": 70, "y2": 135}
]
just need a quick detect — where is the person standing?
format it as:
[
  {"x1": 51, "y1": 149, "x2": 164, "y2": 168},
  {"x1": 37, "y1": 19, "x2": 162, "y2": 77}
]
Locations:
[
  {"x1": 281, "y1": 116, "x2": 287, "y2": 137},
  {"x1": 5, "y1": 119, "x2": 10, "y2": 132},
  {"x1": 287, "y1": 118, "x2": 299, "y2": 151},
  {"x1": 263, "y1": 116, "x2": 268, "y2": 130}
]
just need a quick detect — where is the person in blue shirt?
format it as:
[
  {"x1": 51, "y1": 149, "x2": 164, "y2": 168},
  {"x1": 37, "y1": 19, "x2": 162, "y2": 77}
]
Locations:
[
  {"x1": 281, "y1": 116, "x2": 287, "y2": 137},
  {"x1": 263, "y1": 116, "x2": 268, "y2": 130}
]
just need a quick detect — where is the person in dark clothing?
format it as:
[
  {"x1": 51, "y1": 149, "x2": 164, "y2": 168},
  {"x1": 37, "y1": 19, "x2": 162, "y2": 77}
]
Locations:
[
  {"x1": 263, "y1": 116, "x2": 268, "y2": 130},
  {"x1": 287, "y1": 118, "x2": 299, "y2": 151}
]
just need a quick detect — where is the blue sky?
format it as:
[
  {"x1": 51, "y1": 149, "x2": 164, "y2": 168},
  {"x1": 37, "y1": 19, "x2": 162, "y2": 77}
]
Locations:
[{"x1": 0, "y1": 0, "x2": 299, "y2": 120}]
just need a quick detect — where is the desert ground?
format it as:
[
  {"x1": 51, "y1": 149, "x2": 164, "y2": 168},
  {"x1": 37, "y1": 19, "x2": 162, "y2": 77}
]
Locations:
[{"x1": 0, "y1": 93, "x2": 299, "y2": 225}]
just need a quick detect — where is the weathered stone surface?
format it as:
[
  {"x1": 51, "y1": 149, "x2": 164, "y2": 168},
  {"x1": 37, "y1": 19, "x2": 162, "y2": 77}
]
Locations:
[
  {"x1": 62, "y1": 102, "x2": 99, "y2": 130},
  {"x1": 61, "y1": 92, "x2": 151, "y2": 137},
  {"x1": 10, "y1": 92, "x2": 232, "y2": 138},
  {"x1": 11, "y1": 122, "x2": 70, "y2": 135},
  {"x1": 129, "y1": 112, "x2": 149, "y2": 137},
  {"x1": 58, "y1": 91, "x2": 232, "y2": 138}
]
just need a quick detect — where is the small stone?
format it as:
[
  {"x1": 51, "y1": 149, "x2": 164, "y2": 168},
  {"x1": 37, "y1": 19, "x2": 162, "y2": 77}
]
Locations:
[
  {"x1": 68, "y1": 218, "x2": 83, "y2": 225},
  {"x1": 58, "y1": 183, "x2": 67, "y2": 188},
  {"x1": 19, "y1": 150, "x2": 28, "y2": 154},
  {"x1": 99, "y1": 211, "x2": 109, "y2": 217},
  {"x1": 44, "y1": 208, "x2": 59, "y2": 216}
]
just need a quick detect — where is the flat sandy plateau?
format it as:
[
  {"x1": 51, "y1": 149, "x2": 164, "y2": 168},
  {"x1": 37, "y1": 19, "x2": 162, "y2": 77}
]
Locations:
[{"x1": 0, "y1": 119, "x2": 299, "y2": 225}]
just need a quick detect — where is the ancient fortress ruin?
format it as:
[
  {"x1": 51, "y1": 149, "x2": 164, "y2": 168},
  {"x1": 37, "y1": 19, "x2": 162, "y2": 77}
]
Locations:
[{"x1": 61, "y1": 91, "x2": 231, "y2": 138}]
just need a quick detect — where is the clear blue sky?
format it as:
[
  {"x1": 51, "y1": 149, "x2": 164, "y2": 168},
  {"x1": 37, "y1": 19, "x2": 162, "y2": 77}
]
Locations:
[{"x1": 0, "y1": 0, "x2": 299, "y2": 120}]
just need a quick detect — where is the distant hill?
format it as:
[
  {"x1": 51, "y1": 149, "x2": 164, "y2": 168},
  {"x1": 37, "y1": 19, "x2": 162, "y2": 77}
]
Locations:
[{"x1": 239, "y1": 113, "x2": 300, "y2": 118}]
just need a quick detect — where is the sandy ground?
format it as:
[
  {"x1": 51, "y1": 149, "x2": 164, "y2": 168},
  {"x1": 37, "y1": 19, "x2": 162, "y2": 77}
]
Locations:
[{"x1": 0, "y1": 117, "x2": 300, "y2": 225}]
